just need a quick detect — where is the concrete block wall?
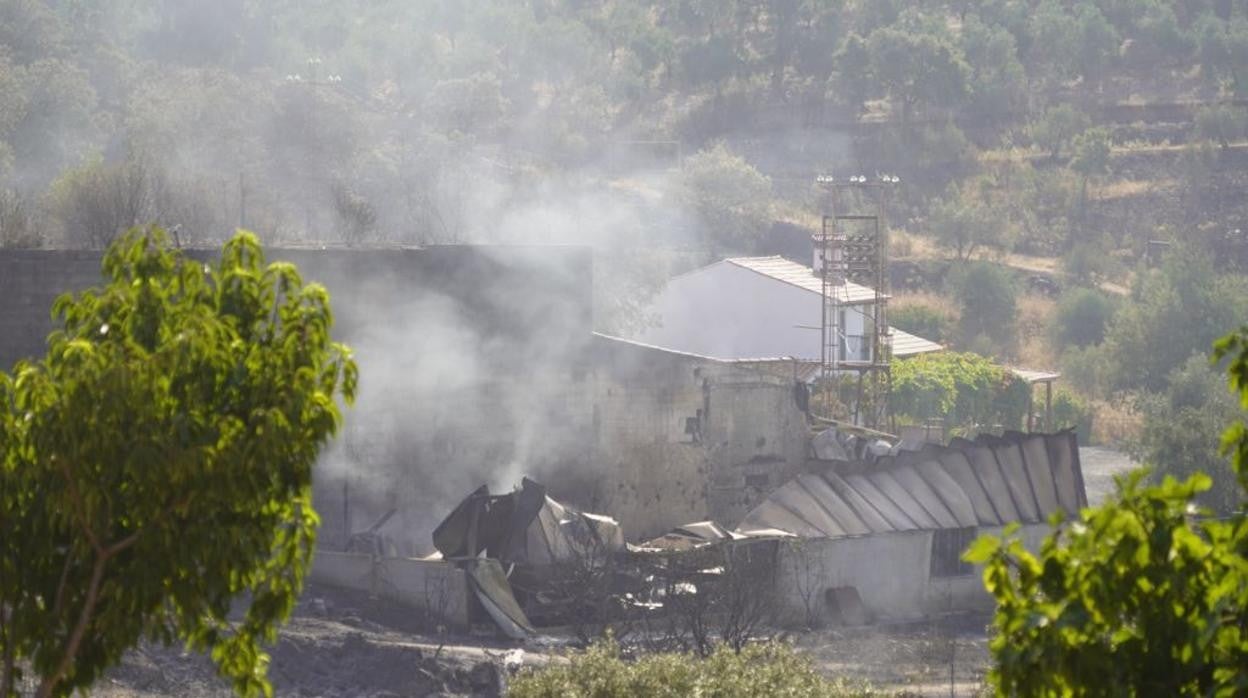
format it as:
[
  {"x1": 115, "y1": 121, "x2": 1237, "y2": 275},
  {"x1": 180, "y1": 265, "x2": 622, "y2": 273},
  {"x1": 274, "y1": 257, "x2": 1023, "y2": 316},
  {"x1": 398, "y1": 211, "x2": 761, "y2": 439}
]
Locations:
[
  {"x1": 0, "y1": 250, "x2": 103, "y2": 370},
  {"x1": 587, "y1": 336, "x2": 810, "y2": 540}
]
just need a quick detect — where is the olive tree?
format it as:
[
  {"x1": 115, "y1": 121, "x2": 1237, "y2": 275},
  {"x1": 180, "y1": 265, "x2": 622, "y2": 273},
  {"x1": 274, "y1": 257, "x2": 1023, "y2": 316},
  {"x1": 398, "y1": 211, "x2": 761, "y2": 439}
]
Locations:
[{"x1": 0, "y1": 227, "x2": 357, "y2": 697}]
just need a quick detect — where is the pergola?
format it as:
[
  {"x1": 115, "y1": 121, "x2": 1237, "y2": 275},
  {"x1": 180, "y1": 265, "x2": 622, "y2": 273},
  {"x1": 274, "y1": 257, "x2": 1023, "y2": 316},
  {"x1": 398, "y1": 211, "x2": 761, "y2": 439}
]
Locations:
[{"x1": 1010, "y1": 367, "x2": 1061, "y2": 432}]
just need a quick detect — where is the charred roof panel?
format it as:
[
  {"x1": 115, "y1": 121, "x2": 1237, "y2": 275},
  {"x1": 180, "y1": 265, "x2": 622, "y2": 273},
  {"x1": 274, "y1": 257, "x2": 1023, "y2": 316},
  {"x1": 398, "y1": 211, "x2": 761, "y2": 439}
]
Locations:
[
  {"x1": 823, "y1": 472, "x2": 897, "y2": 533},
  {"x1": 1046, "y1": 430, "x2": 1087, "y2": 510},
  {"x1": 935, "y1": 450, "x2": 1002, "y2": 525},
  {"x1": 798, "y1": 474, "x2": 872, "y2": 535},
  {"x1": 982, "y1": 437, "x2": 1039, "y2": 523},
  {"x1": 845, "y1": 474, "x2": 919, "y2": 531},
  {"x1": 867, "y1": 471, "x2": 940, "y2": 529},
  {"x1": 960, "y1": 442, "x2": 1023, "y2": 524},
  {"x1": 734, "y1": 431, "x2": 1086, "y2": 540},
  {"x1": 1012, "y1": 431, "x2": 1061, "y2": 517},
  {"x1": 913, "y1": 459, "x2": 980, "y2": 527}
]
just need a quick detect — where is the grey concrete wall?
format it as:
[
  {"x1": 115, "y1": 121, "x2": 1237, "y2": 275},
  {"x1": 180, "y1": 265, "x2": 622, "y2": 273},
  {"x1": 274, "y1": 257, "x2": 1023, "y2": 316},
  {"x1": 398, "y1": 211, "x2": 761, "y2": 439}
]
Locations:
[
  {"x1": 310, "y1": 551, "x2": 471, "y2": 629},
  {"x1": 585, "y1": 336, "x2": 809, "y2": 540},
  {"x1": 773, "y1": 523, "x2": 1052, "y2": 624}
]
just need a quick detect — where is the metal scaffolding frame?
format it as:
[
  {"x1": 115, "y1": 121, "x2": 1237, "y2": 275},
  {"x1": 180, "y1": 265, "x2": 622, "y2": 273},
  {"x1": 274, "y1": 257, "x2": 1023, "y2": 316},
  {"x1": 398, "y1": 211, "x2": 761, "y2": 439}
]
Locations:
[{"x1": 815, "y1": 176, "x2": 897, "y2": 430}]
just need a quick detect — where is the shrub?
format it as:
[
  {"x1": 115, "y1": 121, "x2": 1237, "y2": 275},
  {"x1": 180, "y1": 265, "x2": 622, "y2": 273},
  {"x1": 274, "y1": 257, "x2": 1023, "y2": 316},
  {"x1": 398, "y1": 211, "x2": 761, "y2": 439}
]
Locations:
[
  {"x1": 1059, "y1": 344, "x2": 1111, "y2": 399},
  {"x1": 1049, "y1": 388, "x2": 1093, "y2": 438},
  {"x1": 890, "y1": 303, "x2": 953, "y2": 343},
  {"x1": 509, "y1": 638, "x2": 879, "y2": 697},
  {"x1": 1053, "y1": 288, "x2": 1115, "y2": 348},
  {"x1": 950, "y1": 262, "x2": 1017, "y2": 351},
  {"x1": 1195, "y1": 104, "x2": 1248, "y2": 148},
  {"x1": 1027, "y1": 105, "x2": 1090, "y2": 159},
  {"x1": 1131, "y1": 355, "x2": 1243, "y2": 514}
]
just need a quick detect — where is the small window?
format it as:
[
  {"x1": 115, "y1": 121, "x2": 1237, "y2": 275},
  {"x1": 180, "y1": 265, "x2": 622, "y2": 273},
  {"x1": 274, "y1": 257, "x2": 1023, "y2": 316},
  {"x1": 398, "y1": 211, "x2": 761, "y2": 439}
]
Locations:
[{"x1": 930, "y1": 527, "x2": 977, "y2": 578}]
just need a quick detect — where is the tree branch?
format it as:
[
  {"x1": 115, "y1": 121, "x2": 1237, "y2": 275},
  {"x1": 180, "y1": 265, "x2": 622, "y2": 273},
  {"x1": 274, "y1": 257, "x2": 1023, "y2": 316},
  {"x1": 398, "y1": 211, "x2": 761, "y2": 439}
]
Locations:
[
  {"x1": 1, "y1": 603, "x2": 15, "y2": 698},
  {"x1": 36, "y1": 550, "x2": 109, "y2": 698}
]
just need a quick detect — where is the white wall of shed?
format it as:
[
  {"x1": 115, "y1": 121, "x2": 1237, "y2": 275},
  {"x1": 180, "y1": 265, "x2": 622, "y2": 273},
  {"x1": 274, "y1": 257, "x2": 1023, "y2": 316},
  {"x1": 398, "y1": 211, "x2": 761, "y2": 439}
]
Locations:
[
  {"x1": 637, "y1": 262, "x2": 869, "y2": 362},
  {"x1": 773, "y1": 523, "x2": 1052, "y2": 625}
]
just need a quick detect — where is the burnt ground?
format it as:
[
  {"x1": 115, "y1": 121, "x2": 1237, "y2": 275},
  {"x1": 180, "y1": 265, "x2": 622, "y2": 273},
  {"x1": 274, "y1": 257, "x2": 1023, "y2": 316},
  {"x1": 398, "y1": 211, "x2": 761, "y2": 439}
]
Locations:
[
  {"x1": 91, "y1": 449, "x2": 1139, "y2": 697},
  {"x1": 94, "y1": 583, "x2": 533, "y2": 697}
]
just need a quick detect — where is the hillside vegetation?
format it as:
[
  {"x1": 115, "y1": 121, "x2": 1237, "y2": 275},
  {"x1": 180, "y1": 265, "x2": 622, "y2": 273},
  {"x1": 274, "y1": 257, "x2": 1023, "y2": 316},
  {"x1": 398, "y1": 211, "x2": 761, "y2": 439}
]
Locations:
[{"x1": 1, "y1": 0, "x2": 1247, "y2": 502}]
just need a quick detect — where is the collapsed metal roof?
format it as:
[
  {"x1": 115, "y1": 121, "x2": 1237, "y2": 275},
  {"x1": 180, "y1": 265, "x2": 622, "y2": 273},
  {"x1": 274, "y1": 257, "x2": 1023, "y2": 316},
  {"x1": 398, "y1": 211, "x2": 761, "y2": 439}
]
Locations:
[{"x1": 736, "y1": 430, "x2": 1086, "y2": 538}]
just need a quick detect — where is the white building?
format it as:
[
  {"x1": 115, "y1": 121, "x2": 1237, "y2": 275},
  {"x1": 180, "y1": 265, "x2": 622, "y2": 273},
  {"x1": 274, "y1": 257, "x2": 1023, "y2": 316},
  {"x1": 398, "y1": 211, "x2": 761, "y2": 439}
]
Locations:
[{"x1": 635, "y1": 255, "x2": 941, "y2": 365}]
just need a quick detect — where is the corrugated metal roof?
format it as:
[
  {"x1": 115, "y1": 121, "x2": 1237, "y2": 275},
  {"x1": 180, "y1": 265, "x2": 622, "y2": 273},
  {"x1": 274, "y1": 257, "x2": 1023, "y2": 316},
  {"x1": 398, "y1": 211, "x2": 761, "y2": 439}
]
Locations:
[
  {"x1": 891, "y1": 328, "x2": 944, "y2": 357},
  {"x1": 734, "y1": 430, "x2": 1086, "y2": 538},
  {"x1": 1009, "y1": 367, "x2": 1061, "y2": 384},
  {"x1": 726, "y1": 256, "x2": 882, "y2": 304}
]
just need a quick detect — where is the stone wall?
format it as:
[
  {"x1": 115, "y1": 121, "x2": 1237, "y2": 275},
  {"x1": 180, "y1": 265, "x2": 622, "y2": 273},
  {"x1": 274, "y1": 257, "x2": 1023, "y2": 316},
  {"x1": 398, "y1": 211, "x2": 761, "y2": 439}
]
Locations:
[{"x1": 584, "y1": 336, "x2": 810, "y2": 540}]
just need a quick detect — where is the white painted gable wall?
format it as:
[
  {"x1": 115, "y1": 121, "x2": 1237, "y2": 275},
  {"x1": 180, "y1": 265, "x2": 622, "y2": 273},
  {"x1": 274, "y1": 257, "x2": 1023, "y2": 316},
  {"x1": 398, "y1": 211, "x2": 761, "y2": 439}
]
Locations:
[{"x1": 637, "y1": 261, "x2": 869, "y2": 361}]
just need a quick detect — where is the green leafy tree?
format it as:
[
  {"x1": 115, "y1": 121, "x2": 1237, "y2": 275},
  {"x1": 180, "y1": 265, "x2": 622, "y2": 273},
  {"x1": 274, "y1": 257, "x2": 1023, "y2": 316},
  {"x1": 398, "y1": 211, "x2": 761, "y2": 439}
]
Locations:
[
  {"x1": 951, "y1": 261, "x2": 1018, "y2": 351},
  {"x1": 1104, "y1": 249, "x2": 1248, "y2": 392},
  {"x1": 0, "y1": 227, "x2": 357, "y2": 697},
  {"x1": 680, "y1": 143, "x2": 772, "y2": 258},
  {"x1": 961, "y1": 15, "x2": 1027, "y2": 116},
  {"x1": 1071, "y1": 126, "x2": 1112, "y2": 179},
  {"x1": 1054, "y1": 287, "x2": 1116, "y2": 348},
  {"x1": 929, "y1": 179, "x2": 1006, "y2": 260},
  {"x1": 832, "y1": 32, "x2": 872, "y2": 110},
  {"x1": 1073, "y1": 5, "x2": 1120, "y2": 87},
  {"x1": 864, "y1": 27, "x2": 970, "y2": 122},
  {"x1": 1134, "y1": 355, "x2": 1243, "y2": 514},
  {"x1": 1028, "y1": 105, "x2": 1092, "y2": 160},
  {"x1": 967, "y1": 324, "x2": 1248, "y2": 696},
  {"x1": 1028, "y1": 0, "x2": 1079, "y2": 81}
]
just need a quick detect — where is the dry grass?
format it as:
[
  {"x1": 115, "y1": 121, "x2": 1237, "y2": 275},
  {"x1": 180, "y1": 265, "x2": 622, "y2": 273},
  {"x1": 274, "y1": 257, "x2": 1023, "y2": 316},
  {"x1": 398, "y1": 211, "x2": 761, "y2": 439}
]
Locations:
[
  {"x1": 1089, "y1": 399, "x2": 1142, "y2": 446},
  {"x1": 1015, "y1": 293, "x2": 1059, "y2": 369},
  {"x1": 890, "y1": 229, "x2": 941, "y2": 260},
  {"x1": 891, "y1": 289, "x2": 959, "y2": 316},
  {"x1": 1092, "y1": 178, "x2": 1178, "y2": 201}
]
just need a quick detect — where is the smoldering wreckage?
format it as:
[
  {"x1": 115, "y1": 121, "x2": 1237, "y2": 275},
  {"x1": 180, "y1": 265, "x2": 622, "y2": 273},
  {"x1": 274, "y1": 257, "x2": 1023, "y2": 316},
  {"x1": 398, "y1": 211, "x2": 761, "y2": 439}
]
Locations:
[
  {"x1": 0, "y1": 244, "x2": 1089, "y2": 648},
  {"x1": 311, "y1": 428, "x2": 1087, "y2": 641}
]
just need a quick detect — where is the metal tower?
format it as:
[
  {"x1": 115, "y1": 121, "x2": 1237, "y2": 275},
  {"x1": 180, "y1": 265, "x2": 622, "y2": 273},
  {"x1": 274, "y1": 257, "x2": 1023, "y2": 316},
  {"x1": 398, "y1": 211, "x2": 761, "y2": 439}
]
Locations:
[{"x1": 814, "y1": 174, "x2": 897, "y2": 430}]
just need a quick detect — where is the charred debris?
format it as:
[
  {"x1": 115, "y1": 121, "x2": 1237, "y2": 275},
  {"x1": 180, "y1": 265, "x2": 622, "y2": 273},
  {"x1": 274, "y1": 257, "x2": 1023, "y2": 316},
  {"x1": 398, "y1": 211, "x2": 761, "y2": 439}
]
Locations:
[{"x1": 319, "y1": 428, "x2": 1086, "y2": 643}]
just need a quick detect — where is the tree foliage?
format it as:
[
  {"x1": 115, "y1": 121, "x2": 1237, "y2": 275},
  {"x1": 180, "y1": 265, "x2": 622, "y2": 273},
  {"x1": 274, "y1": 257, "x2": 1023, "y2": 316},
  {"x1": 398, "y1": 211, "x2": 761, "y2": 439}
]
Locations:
[
  {"x1": 1028, "y1": 105, "x2": 1092, "y2": 160},
  {"x1": 509, "y1": 637, "x2": 879, "y2": 698},
  {"x1": 967, "y1": 324, "x2": 1248, "y2": 696},
  {"x1": 1134, "y1": 355, "x2": 1243, "y2": 514},
  {"x1": 890, "y1": 351, "x2": 1029, "y2": 432},
  {"x1": 0, "y1": 227, "x2": 357, "y2": 697},
  {"x1": 680, "y1": 143, "x2": 772, "y2": 258},
  {"x1": 865, "y1": 26, "x2": 969, "y2": 122},
  {"x1": 1054, "y1": 287, "x2": 1116, "y2": 348},
  {"x1": 950, "y1": 261, "x2": 1018, "y2": 350},
  {"x1": 1104, "y1": 249, "x2": 1248, "y2": 392}
]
